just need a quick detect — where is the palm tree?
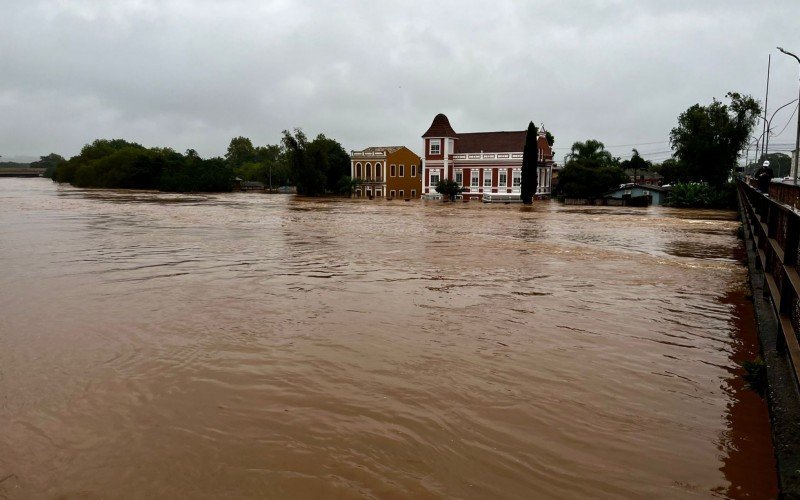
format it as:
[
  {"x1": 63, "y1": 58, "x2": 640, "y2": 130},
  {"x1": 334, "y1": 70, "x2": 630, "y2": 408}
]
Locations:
[{"x1": 564, "y1": 139, "x2": 615, "y2": 167}]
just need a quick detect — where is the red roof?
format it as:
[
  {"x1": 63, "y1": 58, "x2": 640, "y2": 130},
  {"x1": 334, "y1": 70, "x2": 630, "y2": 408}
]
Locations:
[
  {"x1": 456, "y1": 131, "x2": 527, "y2": 153},
  {"x1": 422, "y1": 114, "x2": 553, "y2": 156},
  {"x1": 422, "y1": 113, "x2": 458, "y2": 138}
]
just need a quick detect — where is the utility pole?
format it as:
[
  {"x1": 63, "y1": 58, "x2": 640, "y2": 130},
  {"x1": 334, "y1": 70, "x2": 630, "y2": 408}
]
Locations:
[
  {"x1": 763, "y1": 54, "x2": 771, "y2": 160},
  {"x1": 778, "y1": 47, "x2": 800, "y2": 184}
]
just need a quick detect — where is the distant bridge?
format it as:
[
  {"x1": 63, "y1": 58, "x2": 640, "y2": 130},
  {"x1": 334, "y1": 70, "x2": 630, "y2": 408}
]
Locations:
[{"x1": 0, "y1": 168, "x2": 46, "y2": 177}]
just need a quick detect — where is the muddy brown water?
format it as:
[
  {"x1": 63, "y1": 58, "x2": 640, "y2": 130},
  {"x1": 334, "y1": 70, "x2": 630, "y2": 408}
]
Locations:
[{"x1": 0, "y1": 178, "x2": 777, "y2": 498}]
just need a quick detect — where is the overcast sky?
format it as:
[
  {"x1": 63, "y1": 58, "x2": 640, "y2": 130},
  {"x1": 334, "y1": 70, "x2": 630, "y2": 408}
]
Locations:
[{"x1": 1, "y1": 0, "x2": 799, "y2": 163}]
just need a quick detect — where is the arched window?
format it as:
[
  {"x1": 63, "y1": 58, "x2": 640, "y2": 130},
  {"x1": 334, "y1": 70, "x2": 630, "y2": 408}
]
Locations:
[
  {"x1": 356, "y1": 163, "x2": 362, "y2": 178},
  {"x1": 366, "y1": 163, "x2": 372, "y2": 179},
  {"x1": 375, "y1": 162, "x2": 382, "y2": 179}
]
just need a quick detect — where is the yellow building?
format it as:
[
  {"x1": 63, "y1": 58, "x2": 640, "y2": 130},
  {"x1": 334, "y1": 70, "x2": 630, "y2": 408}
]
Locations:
[{"x1": 350, "y1": 146, "x2": 422, "y2": 199}]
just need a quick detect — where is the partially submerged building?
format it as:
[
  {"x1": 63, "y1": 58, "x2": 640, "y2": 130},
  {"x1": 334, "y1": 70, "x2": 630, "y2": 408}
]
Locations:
[
  {"x1": 604, "y1": 183, "x2": 671, "y2": 206},
  {"x1": 350, "y1": 146, "x2": 421, "y2": 199},
  {"x1": 420, "y1": 114, "x2": 554, "y2": 201}
]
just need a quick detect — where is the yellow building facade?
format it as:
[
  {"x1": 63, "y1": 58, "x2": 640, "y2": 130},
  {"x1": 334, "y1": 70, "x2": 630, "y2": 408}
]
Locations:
[{"x1": 350, "y1": 146, "x2": 422, "y2": 199}]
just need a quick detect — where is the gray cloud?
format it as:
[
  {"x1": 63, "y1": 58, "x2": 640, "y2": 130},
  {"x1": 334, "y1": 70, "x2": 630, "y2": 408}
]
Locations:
[{"x1": 1, "y1": 0, "x2": 798, "y2": 163}]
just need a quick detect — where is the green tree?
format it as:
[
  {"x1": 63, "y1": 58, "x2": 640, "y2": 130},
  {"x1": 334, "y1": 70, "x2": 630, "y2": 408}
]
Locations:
[
  {"x1": 282, "y1": 129, "x2": 350, "y2": 196},
  {"x1": 53, "y1": 139, "x2": 233, "y2": 192},
  {"x1": 31, "y1": 153, "x2": 65, "y2": 178},
  {"x1": 620, "y1": 148, "x2": 652, "y2": 182},
  {"x1": 669, "y1": 92, "x2": 761, "y2": 187},
  {"x1": 545, "y1": 130, "x2": 555, "y2": 147},
  {"x1": 556, "y1": 139, "x2": 626, "y2": 199},
  {"x1": 307, "y1": 134, "x2": 350, "y2": 194},
  {"x1": 225, "y1": 136, "x2": 256, "y2": 168},
  {"x1": 435, "y1": 179, "x2": 463, "y2": 201},
  {"x1": 337, "y1": 176, "x2": 358, "y2": 196},
  {"x1": 521, "y1": 121, "x2": 538, "y2": 204},
  {"x1": 654, "y1": 158, "x2": 691, "y2": 185},
  {"x1": 282, "y1": 129, "x2": 320, "y2": 195},
  {"x1": 565, "y1": 139, "x2": 617, "y2": 167}
]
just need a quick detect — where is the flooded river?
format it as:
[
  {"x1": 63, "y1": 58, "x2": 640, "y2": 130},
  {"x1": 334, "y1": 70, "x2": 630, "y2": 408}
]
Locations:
[{"x1": 0, "y1": 178, "x2": 777, "y2": 498}]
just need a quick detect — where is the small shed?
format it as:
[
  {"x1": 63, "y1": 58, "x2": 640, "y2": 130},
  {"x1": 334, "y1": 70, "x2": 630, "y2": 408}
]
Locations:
[
  {"x1": 604, "y1": 184, "x2": 670, "y2": 206},
  {"x1": 241, "y1": 181, "x2": 266, "y2": 191}
]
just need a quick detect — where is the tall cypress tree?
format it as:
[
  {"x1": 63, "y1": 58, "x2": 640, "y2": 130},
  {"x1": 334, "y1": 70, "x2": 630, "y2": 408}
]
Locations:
[{"x1": 521, "y1": 121, "x2": 538, "y2": 204}]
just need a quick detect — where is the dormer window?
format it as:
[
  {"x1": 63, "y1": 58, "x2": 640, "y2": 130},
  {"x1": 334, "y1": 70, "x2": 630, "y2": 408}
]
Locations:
[{"x1": 429, "y1": 139, "x2": 441, "y2": 155}]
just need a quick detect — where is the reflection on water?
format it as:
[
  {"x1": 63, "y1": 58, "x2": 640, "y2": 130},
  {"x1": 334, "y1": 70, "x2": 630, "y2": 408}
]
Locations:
[{"x1": 0, "y1": 179, "x2": 776, "y2": 498}]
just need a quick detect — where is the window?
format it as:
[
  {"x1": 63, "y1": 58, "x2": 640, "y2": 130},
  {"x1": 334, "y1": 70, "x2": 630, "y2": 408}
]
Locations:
[
  {"x1": 390, "y1": 164, "x2": 396, "y2": 177},
  {"x1": 430, "y1": 171, "x2": 440, "y2": 186},
  {"x1": 513, "y1": 171, "x2": 521, "y2": 187},
  {"x1": 390, "y1": 190, "x2": 396, "y2": 197},
  {"x1": 471, "y1": 170, "x2": 479, "y2": 187},
  {"x1": 499, "y1": 171, "x2": 507, "y2": 187},
  {"x1": 411, "y1": 165, "x2": 417, "y2": 177},
  {"x1": 356, "y1": 163, "x2": 362, "y2": 178},
  {"x1": 399, "y1": 165, "x2": 405, "y2": 177},
  {"x1": 484, "y1": 169, "x2": 492, "y2": 187},
  {"x1": 366, "y1": 163, "x2": 372, "y2": 179},
  {"x1": 411, "y1": 189, "x2": 416, "y2": 198},
  {"x1": 455, "y1": 170, "x2": 463, "y2": 185},
  {"x1": 399, "y1": 190, "x2": 404, "y2": 198},
  {"x1": 375, "y1": 163, "x2": 381, "y2": 179},
  {"x1": 376, "y1": 190, "x2": 382, "y2": 197},
  {"x1": 429, "y1": 139, "x2": 441, "y2": 155},
  {"x1": 356, "y1": 189, "x2": 361, "y2": 197}
]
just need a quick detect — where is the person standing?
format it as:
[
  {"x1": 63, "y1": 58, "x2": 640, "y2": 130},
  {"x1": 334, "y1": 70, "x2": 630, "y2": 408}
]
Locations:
[{"x1": 756, "y1": 160, "x2": 774, "y2": 194}]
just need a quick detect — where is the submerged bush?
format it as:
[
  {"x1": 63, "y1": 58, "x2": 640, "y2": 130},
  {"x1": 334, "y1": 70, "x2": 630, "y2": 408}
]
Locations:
[
  {"x1": 53, "y1": 139, "x2": 233, "y2": 193},
  {"x1": 667, "y1": 182, "x2": 737, "y2": 209},
  {"x1": 741, "y1": 356, "x2": 767, "y2": 397}
]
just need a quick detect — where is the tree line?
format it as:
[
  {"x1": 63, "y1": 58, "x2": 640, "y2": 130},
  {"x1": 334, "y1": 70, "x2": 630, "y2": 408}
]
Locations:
[
  {"x1": 554, "y1": 91, "x2": 761, "y2": 208},
  {"x1": 49, "y1": 130, "x2": 352, "y2": 196},
  {"x1": 40, "y1": 91, "x2": 762, "y2": 206}
]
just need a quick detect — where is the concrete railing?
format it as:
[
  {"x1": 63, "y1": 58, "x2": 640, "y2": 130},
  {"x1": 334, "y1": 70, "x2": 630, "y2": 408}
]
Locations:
[
  {"x1": 739, "y1": 180, "x2": 800, "y2": 385},
  {"x1": 747, "y1": 177, "x2": 800, "y2": 211},
  {"x1": 738, "y1": 178, "x2": 800, "y2": 496},
  {"x1": 738, "y1": 181, "x2": 800, "y2": 492}
]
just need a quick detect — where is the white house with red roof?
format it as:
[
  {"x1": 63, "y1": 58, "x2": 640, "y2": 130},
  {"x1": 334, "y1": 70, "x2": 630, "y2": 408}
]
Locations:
[{"x1": 421, "y1": 113, "x2": 554, "y2": 201}]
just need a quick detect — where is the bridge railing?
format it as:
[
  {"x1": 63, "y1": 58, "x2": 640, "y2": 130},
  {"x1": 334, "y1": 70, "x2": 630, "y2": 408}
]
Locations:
[{"x1": 738, "y1": 179, "x2": 800, "y2": 388}]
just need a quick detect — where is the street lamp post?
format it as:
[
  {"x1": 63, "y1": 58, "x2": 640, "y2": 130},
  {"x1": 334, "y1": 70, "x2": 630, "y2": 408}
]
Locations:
[
  {"x1": 757, "y1": 98, "x2": 799, "y2": 160},
  {"x1": 777, "y1": 47, "x2": 800, "y2": 184}
]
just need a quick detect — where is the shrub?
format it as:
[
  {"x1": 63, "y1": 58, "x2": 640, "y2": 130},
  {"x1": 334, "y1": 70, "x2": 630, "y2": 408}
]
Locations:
[{"x1": 666, "y1": 182, "x2": 736, "y2": 209}]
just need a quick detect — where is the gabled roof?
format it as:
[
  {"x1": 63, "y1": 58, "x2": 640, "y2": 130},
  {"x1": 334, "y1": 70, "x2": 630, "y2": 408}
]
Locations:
[
  {"x1": 422, "y1": 113, "x2": 458, "y2": 138},
  {"x1": 361, "y1": 146, "x2": 403, "y2": 154},
  {"x1": 456, "y1": 131, "x2": 526, "y2": 153},
  {"x1": 604, "y1": 183, "x2": 671, "y2": 196}
]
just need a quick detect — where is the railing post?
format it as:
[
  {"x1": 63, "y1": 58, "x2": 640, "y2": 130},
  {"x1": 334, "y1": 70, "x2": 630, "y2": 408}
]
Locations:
[{"x1": 785, "y1": 215, "x2": 799, "y2": 268}]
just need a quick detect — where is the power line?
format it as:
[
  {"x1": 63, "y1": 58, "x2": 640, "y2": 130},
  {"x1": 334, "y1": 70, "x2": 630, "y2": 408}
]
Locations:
[
  {"x1": 771, "y1": 103, "x2": 799, "y2": 139},
  {"x1": 551, "y1": 139, "x2": 670, "y2": 150}
]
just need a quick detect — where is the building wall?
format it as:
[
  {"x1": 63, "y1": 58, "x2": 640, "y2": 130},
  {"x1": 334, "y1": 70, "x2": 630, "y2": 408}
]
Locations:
[
  {"x1": 351, "y1": 156, "x2": 387, "y2": 198},
  {"x1": 385, "y1": 148, "x2": 422, "y2": 199},
  {"x1": 607, "y1": 185, "x2": 668, "y2": 205},
  {"x1": 422, "y1": 137, "x2": 554, "y2": 199}
]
